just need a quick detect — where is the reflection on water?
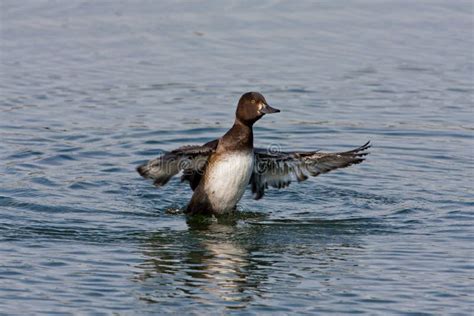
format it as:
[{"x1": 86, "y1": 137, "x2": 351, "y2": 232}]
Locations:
[
  {"x1": 135, "y1": 216, "x2": 369, "y2": 310},
  {"x1": 136, "y1": 221, "x2": 261, "y2": 307},
  {"x1": 187, "y1": 223, "x2": 253, "y2": 305}
]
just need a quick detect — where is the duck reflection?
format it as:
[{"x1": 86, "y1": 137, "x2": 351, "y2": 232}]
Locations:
[
  {"x1": 135, "y1": 215, "x2": 264, "y2": 306},
  {"x1": 134, "y1": 215, "x2": 371, "y2": 308},
  {"x1": 187, "y1": 221, "x2": 255, "y2": 303}
]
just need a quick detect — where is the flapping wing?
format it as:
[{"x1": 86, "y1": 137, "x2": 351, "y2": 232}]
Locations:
[
  {"x1": 251, "y1": 141, "x2": 371, "y2": 200},
  {"x1": 137, "y1": 139, "x2": 218, "y2": 187}
]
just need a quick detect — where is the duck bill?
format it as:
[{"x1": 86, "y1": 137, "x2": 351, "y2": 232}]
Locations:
[{"x1": 260, "y1": 104, "x2": 280, "y2": 114}]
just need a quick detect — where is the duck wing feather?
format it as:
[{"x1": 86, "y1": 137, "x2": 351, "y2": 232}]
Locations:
[
  {"x1": 137, "y1": 139, "x2": 218, "y2": 188},
  {"x1": 250, "y1": 141, "x2": 371, "y2": 200}
]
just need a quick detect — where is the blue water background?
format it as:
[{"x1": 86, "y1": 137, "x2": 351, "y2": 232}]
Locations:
[{"x1": 0, "y1": 1, "x2": 473, "y2": 314}]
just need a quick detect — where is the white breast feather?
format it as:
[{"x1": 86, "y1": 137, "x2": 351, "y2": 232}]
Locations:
[{"x1": 205, "y1": 152, "x2": 254, "y2": 214}]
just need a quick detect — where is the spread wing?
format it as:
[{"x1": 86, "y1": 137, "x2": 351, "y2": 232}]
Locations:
[
  {"x1": 137, "y1": 139, "x2": 218, "y2": 188},
  {"x1": 250, "y1": 141, "x2": 371, "y2": 200}
]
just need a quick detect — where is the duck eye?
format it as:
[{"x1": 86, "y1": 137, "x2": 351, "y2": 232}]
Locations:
[{"x1": 251, "y1": 99, "x2": 256, "y2": 104}]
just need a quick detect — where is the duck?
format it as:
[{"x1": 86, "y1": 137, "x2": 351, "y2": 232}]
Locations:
[{"x1": 137, "y1": 92, "x2": 370, "y2": 215}]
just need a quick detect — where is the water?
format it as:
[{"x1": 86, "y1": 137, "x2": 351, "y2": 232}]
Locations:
[{"x1": 0, "y1": 0, "x2": 473, "y2": 314}]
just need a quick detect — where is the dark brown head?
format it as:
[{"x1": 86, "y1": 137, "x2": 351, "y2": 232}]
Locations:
[{"x1": 235, "y1": 92, "x2": 280, "y2": 125}]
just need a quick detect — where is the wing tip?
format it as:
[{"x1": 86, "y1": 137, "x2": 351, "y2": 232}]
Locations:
[
  {"x1": 359, "y1": 140, "x2": 371, "y2": 151},
  {"x1": 344, "y1": 141, "x2": 372, "y2": 155},
  {"x1": 136, "y1": 164, "x2": 148, "y2": 178}
]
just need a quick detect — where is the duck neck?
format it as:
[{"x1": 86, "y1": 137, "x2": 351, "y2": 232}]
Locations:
[{"x1": 219, "y1": 119, "x2": 254, "y2": 152}]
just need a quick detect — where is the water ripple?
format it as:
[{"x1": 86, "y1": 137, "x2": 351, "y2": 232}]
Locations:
[{"x1": 0, "y1": 0, "x2": 472, "y2": 314}]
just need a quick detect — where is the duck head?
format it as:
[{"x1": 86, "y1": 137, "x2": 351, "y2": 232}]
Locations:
[{"x1": 235, "y1": 92, "x2": 280, "y2": 126}]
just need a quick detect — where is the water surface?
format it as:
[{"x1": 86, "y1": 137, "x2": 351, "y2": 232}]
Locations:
[{"x1": 0, "y1": 1, "x2": 473, "y2": 315}]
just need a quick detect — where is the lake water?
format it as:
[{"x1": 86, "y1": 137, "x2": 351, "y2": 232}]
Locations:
[{"x1": 0, "y1": 1, "x2": 473, "y2": 315}]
